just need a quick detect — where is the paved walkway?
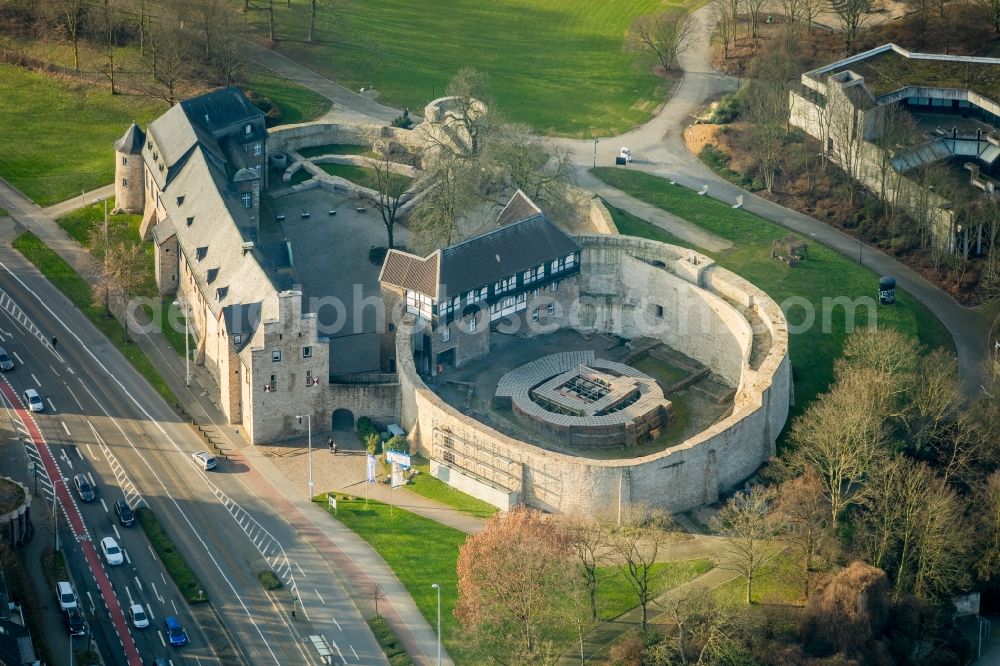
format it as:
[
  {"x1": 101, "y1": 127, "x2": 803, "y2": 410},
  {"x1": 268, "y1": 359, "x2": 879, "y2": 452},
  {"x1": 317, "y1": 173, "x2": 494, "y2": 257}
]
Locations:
[{"x1": 0, "y1": 178, "x2": 452, "y2": 666}]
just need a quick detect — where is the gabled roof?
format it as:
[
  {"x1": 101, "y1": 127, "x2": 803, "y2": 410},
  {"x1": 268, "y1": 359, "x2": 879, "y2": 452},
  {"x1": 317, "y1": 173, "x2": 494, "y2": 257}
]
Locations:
[
  {"x1": 379, "y1": 249, "x2": 441, "y2": 299},
  {"x1": 180, "y1": 87, "x2": 265, "y2": 139},
  {"x1": 439, "y1": 215, "x2": 580, "y2": 298},
  {"x1": 496, "y1": 188, "x2": 543, "y2": 227},
  {"x1": 114, "y1": 123, "x2": 145, "y2": 154}
]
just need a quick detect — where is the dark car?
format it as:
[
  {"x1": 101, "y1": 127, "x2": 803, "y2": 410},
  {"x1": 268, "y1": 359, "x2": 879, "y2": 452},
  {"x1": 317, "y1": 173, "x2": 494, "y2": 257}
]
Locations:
[
  {"x1": 73, "y1": 474, "x2": 95, "y2": 502},
  {"x1": 165, "y1": 616, "x2": 188, "y2": 647},
  {"x1": 63, "y1": 609, "x2": 85, "y2": 637},
  {"x1": 0, "y1": 347, "x2": 13, "y2": 371},
  {"x1": 114, "y1": 499, "x2": 134, "y2": 527}
]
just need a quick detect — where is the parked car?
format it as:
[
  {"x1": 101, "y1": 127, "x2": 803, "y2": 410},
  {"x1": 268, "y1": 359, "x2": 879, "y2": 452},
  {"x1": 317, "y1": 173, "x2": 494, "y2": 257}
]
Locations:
[
  {"x1": 191, "y1": 451, "x2": 217, "y2": 471},
  {"x1": 63, "y1": 608, "x2": 85, "y2": 637},
  {"x1": 114, "y1": 499, "x2": 135, "y2": 527},
  {"x1": 165, "y1": 616, "x2": 188, "y2": 646},
  {"x1": 56, "y1": 581, "x2": 77, "y2": 610},
  {"x1": 0, "y1": 347, "x2": 14, "y2": 371},
  {"x1": 129, "y1": 603, "x2": 149, "y2": 629},
  {"x1": 22, "y1": 388, "x2": 43, "y2": 412},
  {"x1": 73, "y1": 474, "x2": 95, "y2": 502},
  {"x1": 100, "y1": 536, "x2": 124, "y2": 566}
]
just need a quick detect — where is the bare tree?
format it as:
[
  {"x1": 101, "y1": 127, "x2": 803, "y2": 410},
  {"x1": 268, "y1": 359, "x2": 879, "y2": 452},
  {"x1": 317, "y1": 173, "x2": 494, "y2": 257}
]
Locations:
[
  {"x1": 267, "y1": 0, "x2": 275, "y2": 42},
  {"x1": 828, "y1": 0, "x2": 876, "y2": 51},
  {"x1": 650, "y1": 594, "x2": 740, "y2": 664},
  {"x1": 711, "y1": 0, "x2": 735, "y2": 59},
  {"x1": 714, "y1": 486, "x2": 780, "y2": 605},
  {"x1": 788, "y1": 367, "x2": 886, "y2": 527},
  {"x1": 564, "y1": 513, "x2": 610, "y2": 623},
  {"x1": 485, "y1": 122, "x2": 575, "y2": 207},
  {"x1": 775, "y1": 470, "x2": 833, "y2": 600},
  {"x1": 745, "y1": 0, "x2": 768, "y2": 38},
  {"x1": 977, "y1": 0, "x2": 1000, "y2": 31},
  {"x1": 308, "y1": 0, "x2": 319, "y2": 42},
  {"x1": 977, "y1": 471, "x2": 1000, "y2": 579},
  {"x1": 625, "y1": 10, "x2": 698, "y2": 72},
  {"x1": 150, "y1": 22, "x2": 189, "y2": 105},
  {"x1": 57, "y1": 0, "x2": 87, "y2": 71},
  {"x1": 607, "y1": 505, "x2": 675, "y2": 630},
  {"x1": 409, "y1": 153, "x2": 479, "y2": 251},
  {"x1": 361, "y1": 141, "x2": 411, "y2": 249},
  {"x1": 95, "y1": 0, "x2": 121, "y2": 94},
  {"x1": 443, "y1": 67, "x2": 492, "y2": 159}
]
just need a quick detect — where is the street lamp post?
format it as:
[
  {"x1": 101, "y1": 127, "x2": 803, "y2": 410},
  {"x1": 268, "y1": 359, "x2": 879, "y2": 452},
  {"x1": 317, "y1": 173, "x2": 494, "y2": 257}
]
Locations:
[
  {"x1": 593, "y1": 137, "x2": 599, "y2": 169},
  {"x1": 431, "y1": 583, "x2": 441, "y2": 666},
  {"x1": 297, "y1": 414, "x2": 313, "y2": 498},
  {"x1": 172, "y1": 299, "x2": 191, "y2": 387}
]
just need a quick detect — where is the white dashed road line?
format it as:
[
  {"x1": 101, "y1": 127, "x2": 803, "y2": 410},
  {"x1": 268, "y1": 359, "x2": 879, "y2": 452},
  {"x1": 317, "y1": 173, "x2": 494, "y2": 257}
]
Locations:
[
  {"x1": 314, "y1": 589, "x2": 325, "y2": 605},
  {"x1": 99, "y1": 498, "x2": 108, "y2": 513},
  {"x1": 30, "y1": 373, "x2": 40, "y2": 387},
  {"x1": 61, "y1": 421, "x2": 70, "y2": 437},
  {"x1": 12, "y1": 351, "x2": 22, "y2": 365},
  {"x1": 46, "y1": 397, "x2": 55, "y2": 412}
]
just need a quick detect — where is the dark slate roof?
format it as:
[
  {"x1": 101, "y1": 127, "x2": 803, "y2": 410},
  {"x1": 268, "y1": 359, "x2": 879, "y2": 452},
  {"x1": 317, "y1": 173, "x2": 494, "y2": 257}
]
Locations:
[
  {"x1": 114, "y1": 123, "x2": 145, "y2": 154},
  {"x1": 439, "y1": 215, "x2": 580, "y2": 297},
  {"x1": 496, "y1": 188, "x2": 542, "y2": 227},
  {"x1": 379, "y1": 250, "x2": 441, "y2": 298},
  {"x1": 180, "y1": 87, "x2": 265, "y2": 139},
  {"x1": 222, "y1": 302, "x2": 263, "y2": 350}
]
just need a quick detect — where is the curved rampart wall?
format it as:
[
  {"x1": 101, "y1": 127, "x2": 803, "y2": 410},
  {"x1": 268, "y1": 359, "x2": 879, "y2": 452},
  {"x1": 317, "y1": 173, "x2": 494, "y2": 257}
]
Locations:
[{"x1": 398, "y1": 235, "x2": 791, "y2": 514}]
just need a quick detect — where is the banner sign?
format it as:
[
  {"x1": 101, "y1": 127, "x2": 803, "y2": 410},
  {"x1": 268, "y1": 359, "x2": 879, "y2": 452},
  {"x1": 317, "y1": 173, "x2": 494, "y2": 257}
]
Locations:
[
  {"x1": 385, "y1": 451, "x2": 411, "y2": 470},
  {"x1": 366, "y1": 454, "x2": 377, "y2": 483},
  {"x1": 391, "y1": 462, "x2": 405, "y2": 489}
]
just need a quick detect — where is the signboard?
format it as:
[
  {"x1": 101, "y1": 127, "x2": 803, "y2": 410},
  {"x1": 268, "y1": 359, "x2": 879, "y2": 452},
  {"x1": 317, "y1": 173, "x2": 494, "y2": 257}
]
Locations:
[
  {"x1": 385, "y1": 451, "x2": 411, "y2": 470},
  {"x1": 327, "y1": 495, "x2": 337, "y2": 513},
  {"x1": 27, "y1": 464, "x2": 34, "y2": 477},
  {"x1": 391, "y1": 463, "x2": 405, "y2": 489},
  {"x1": 366, "y1": 454, "x2": 377, "y2": 483}
]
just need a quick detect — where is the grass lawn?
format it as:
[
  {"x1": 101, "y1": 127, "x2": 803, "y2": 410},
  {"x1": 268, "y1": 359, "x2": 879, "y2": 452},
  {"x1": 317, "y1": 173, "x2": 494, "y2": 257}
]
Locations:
[
  {"x1": 315, "y1": 494, "x2": 474, "y2": 662},
  {"x1": 318, "y1": 163, "x2": 412, "y2": 191},
  {"x1": 592, "y1": 168, "x2": 955, "y2": 418},
  {"x1": 711, "y1": 550, "x2": 804, "y2": 608},
  {"x1": 407, "y1": 456, "x2": 498, "y2": 518},
  {"x1": 11, "y1": 232, "x2": 177, "y2": 406},
  {"x1": 245, "y1": 70, "x2": 331, "y2": 125},
  {"x1": 368, "y1": 616, "x2": 415, "y2": 666},
  {"x1": 595, "y1": 559, "x2": 714, "y2": 621},
  {"x1": 297, "y1": 144, "x2": 375, "y2": 159},
  {"x1": 0, "y1": 64, "x2": 166, "y2": 206},
  {"x1": 245, "y1": 0, "x2": 687, "y2": 137},
  {"x1": 0, "y1": 208, "x2": 8, "y2": 217},
  {"x1": 136, "y1": 507, "x2": 209, "y2": 605}
]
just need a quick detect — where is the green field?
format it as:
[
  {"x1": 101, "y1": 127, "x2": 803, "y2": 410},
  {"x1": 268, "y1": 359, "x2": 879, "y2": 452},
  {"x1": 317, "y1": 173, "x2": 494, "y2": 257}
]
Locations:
[
  {"x1": 318, "y1": 163, "x2": 413, "y2": 192},
  {"x1": 711, "y1": 550, "x2": 803, "y2": 607},
  {"x1": 246, "y1": 0, "x2": 684, "y2": 136},
  {"x1": 246, "y1": 71, "x2": 331, "y2": 125},
  {"x1": 408, "y1": 456, "x2": 499, "y2": 518},
  {"x1": 593, "y1": 168, "x2": 955, "y2": 418},
  {"x1": 297, "y1": 144, "x2": 375, "y2": 159},
  {"x1": 0, "y1": 64, "x2": 166, "y2": 205}
]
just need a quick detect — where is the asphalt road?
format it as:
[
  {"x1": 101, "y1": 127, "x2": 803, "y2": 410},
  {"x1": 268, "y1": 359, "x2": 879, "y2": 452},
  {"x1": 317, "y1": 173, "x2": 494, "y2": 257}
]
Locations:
[{"x1": 0, "y1": 244, "x2": 387, "y2": 665}]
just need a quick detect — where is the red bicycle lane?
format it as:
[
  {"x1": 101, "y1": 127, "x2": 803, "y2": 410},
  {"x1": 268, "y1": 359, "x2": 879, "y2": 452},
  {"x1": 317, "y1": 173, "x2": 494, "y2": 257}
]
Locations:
[{"x1": 1, "y1": 381, "x2": 142, "y2": 666}]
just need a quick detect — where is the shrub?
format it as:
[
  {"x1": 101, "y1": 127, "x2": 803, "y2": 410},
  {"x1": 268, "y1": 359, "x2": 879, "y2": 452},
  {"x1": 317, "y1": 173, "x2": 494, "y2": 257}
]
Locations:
[
  {"x1": 256, "y1": 569, "x2": 283, "y2": 590},
  {"x1": 385, "y1": 435, "x2": 408, "y2": 454},
  {"x1": 711, "y1": 92, "x2": 742, "y2": 123},
  {"x1": 700, "y1": 145, "x2": 755, "y2": 190},
  {"x1": 609, "y1": 631, "x2": 646, "y2": 665}
]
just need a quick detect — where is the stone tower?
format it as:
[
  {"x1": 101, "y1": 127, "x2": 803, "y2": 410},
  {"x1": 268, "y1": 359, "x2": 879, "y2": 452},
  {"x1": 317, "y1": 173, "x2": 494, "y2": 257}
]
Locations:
[{"x1": 114, "y1": 123, "x2": 145, "y2": 214}]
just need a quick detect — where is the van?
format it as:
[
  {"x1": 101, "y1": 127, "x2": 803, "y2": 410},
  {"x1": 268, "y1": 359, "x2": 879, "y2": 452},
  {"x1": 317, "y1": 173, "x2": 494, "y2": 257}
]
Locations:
[{"x1": 56, "y1": 581, "x2": 77, "y2": 610}]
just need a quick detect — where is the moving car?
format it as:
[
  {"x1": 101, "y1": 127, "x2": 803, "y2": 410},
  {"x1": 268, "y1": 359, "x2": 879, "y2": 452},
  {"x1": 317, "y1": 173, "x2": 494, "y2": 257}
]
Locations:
[
  {"x1": 100, "y1": 536, "x2": 124, "y2": 566},
  {"x1": 114, "y1": 499, "x2": 135, "y2": 527},
  {"x1": 0, "y1": 347, "x2": 13, "y2": 371},
  {"x1": 22, "y1": 388, "x2": 43, "y2": 412},
  {"x1": 129, "y1": 603, "x2": 149, "y2": 629},
  {"x1": 73, "y1": 474, "x2": 95, "y2": 502},
  {"x1": 56, "y1": 581, "x2": 77, "y2": 610},
  {"x1": 63, "y1": 609, "x2": 85, "y2": 637},
  {"x1": 165, "y1": 616, "x2": 188, "y2": 646},
  {"x1": 191, "y1": 451, "x2": 217, "y2": 471}
]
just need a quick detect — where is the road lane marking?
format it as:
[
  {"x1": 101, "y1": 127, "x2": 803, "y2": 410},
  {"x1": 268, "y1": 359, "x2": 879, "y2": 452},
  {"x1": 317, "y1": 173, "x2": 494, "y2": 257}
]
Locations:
[
  {"x1": 30, "y1": 373, "x2": 40, "y2": 387},
  {"x1": 45, "y1": 398, "x2": 55, "y2": 412},
  {"x1": 294, "y1": 561, "x2": 305, "y2": 577},
  {"x1": 332, "y1": 614, "x2": 341, "y2": 631},
  {"x1": 314, "y1": 588, "x2": 325, "y2": 605},
  {"x1": 147, "y1": 544, "x2": 157, "y2": 561},
  {"x1": 125, "y1": 586, "x2": 133, "y2": 605},
  {"x1": 86, "y1": 591, "x2": 96, "y2": 613},
  {"x1": 145, "y1": 604, "x2": 154, "y2": 621},
  {"x1": 123, "y1": 548, "x2": 131, "y2": 566},
  {"x1": 86, "y1": 471, "x2": 95, "y2": 487},
  {"x1": 151, "y1": 581, "x2": 163, "y2": 604},
  {"x1": 0, "y1": 326, "x2": 10, "y2": 337},
  {"x1": 66, "y1": 383, "x2": 83, "y2": 410},
  {"x1": 331, "y1": 639, "x2": 346, "y2": 664},
  {"x1": 49, "y1": 364, "x2": 60, "y2": 377},
  {"x1": 86, "y1": 444, "x2": 94, "y2": 459},
  {"x1": 0, "y1": 265, "x2": 287, "y2": 664},
  {"x1": 161, "y1": 572, "x2": 167, "y2": 585},
  {"x1": 351, "y1": 645, "x2": 358, "y2": 660},
  {"x1": 74, "y1": 446, "x2": 82, "y2": 460},
  {"x1": 12, "y1": 351, "x2": 22, "y2": 365},
  {"x1": 61, "y1": 421, "x2": 70, "y2": 437},
  {"x1": 59, "y1": 449, "x2": 73, "y2": 469},
  {"x1": 157, "y1": 631, "x2": 166, "y2": 647},
  {"x1": 171, "y1": 599, "x2": 177, "y2": 614},
  {"x1": 134, "y1": 576, "x2": 143, "y2": 592},
  {"x1": 100, "y1": 498, "x2": 109, "y2": 513},
  {"x1": 112, "y1": 523, "x2": 121, "y2": 540}
]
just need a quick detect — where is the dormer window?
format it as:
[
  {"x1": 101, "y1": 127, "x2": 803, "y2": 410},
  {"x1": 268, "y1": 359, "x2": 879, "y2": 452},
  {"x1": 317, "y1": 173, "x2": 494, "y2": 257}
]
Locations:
[
  {"x1": 216, "y1": 286, "x2": 228, "y2": 301},
  {"x1": 186, "y1": 216, "x2": 194, "y2": 226},
  {"x1": 196, "y1": 247, "x2": 207, "y2": 261},
  {"x1": 176, "y1": 195, "x2": 185, "y2": 206},
  {"x1": 233, "y1": 334, "x2": 242, "y2": 346},
  {"x1": 241, "y1": 192, "x2": 252, "y2": 208},
  {"x1": 245, "y1": 124, "x2": 252, "y2": 135},
  {"x1": 253, "y1": 143, "x2": 262, "y2": 157}
]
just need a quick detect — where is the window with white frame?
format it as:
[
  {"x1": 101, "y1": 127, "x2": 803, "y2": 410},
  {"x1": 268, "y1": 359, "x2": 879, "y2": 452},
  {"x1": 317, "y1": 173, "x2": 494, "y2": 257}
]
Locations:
[
  {"x1": 303, "y1": 346, "x2": 312, "y2": 358},
  {"x1": 466, "y1": 287, "x2": 488, "y2": 304},
  {"x1": 532, "y1": 308, "x2": 539, "y2": 322},
  {"x1": 253, "y1": 143, "x2": 262, "y2": 157},
  {"x1": 305, "y1": 370, "x2": 313, "y2": 386},
  {"x1": 405, "y1": 290, "x2": 433, "y2": 319},
  {"x1": 233, "y1": 334, "x2": 242, "y2": 346},
  {"x1": 523, "y1": 264, "x2": 545, "y2": 284},
  {"x1": 551, "y1": 257, "x2": 566, "y2": 273},
  {"x1": 547, "y1": 303, "x2": 555, "y2": 316},
  {"x1": 565, "y1": 252, "x2": 576, "y2": 267},
  {"x1": 468, "y1": 316, "x2": 477, "y2": 332},
  {"x1": 549, "y1": 280, "x2": 560, "y2": 292},
  {"x1": 272, "y1": 350, "x2": 281, "y2": 362},
  {"x1": 439, "y1": 295, "x2": 461, "y2": 316},
  {"x1": 442, "y1": 327, "x2": 451, "y2": 342},
  {"x1": 494, "y1": 275, "x2": 516, "y2": 294},
  {"x1": 241, "y1": 192, "x2": 252, "y2": 208},
  {"x1": 245, "y1": 124, "x2": 252, "y2": 135}
]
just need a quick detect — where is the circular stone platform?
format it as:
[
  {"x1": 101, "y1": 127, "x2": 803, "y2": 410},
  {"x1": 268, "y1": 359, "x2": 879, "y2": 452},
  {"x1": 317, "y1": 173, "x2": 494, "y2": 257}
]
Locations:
[{"x1": 493, "y1": 351, "x2": 671, "y2": 448}]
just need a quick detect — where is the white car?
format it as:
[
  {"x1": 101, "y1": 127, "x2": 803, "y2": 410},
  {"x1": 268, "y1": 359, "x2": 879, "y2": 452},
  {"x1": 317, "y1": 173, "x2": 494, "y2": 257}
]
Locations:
[
  {"x1": 191, "y1": 451, "x2": 217, "y2": 470},
  {"x1": 23, "y1": 388, "x2": 43, "y2": 413},
  {"x1": 100, "y1": 536, "x2": 124, "y2": 566},
  {"x1": 129, "y1": 603, "x2": 149, "y2": 629},
  {"x1": 56, "y1": 581, "x2": 77, "y2": 610}
]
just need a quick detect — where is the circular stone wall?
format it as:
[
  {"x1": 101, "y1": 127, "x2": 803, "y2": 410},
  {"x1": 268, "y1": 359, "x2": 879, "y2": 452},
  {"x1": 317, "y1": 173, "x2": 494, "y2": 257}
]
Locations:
[
  {"x1": 0, "y1": 476, "x2": 31, "y2": 546},
  {"x1": 494, "y1": 352, "x2": 670, "y2": 448}
]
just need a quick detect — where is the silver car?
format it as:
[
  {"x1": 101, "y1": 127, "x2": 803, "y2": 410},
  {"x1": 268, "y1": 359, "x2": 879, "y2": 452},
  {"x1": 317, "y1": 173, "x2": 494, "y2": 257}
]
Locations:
[{"x1": 0, "y1": 347, "x2": 13, "y2": 371}]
